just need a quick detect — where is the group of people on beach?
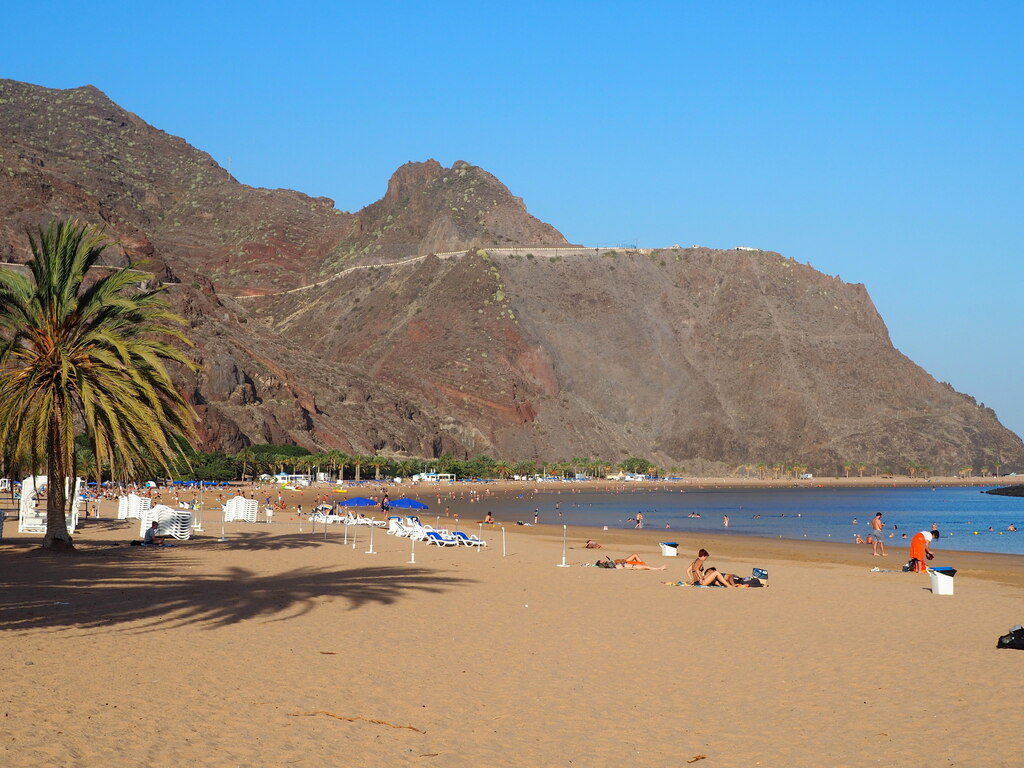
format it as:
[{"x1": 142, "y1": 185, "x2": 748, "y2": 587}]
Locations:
[
  {"x1": 590, "y1": 543, "x2": 756, "y2": 586},
  {"x1": 685, "y1": 548, "x2": 750, "y2": 587}
]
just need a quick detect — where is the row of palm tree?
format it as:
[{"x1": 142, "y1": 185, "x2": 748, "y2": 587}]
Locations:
[
  {"x1": 738, "y1": 460, "x2": 1014, "y2": 480},
  {"x1": 228, "y1": 451, "x2": 666, "y2": 483}
]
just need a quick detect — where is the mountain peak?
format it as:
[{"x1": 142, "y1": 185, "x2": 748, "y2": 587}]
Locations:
[{"x1": 346, "y1": 158, "x2": 569, "y2": 262}]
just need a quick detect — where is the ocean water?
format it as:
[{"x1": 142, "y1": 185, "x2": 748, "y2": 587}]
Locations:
[{"x1": 482, "y1": 486, "x2": 1024, "y2": 556}]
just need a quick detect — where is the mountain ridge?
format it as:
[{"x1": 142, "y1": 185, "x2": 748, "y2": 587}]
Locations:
[{"x1": 1, "y1": 78, "x2": 1021, "y2": 473}]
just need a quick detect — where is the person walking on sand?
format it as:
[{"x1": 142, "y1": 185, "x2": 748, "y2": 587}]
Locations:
[{"x1": 871, "y1": 513, "x2": 887, "y2": 556}]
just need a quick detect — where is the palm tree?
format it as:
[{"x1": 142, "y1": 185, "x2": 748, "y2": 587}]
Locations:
[
  {"x1": 324, "y1": 449, "x2": 345, "y2": 481},
  {"x1": 235, "y1": 447, "x2": 256, "y2": 480},
  {"x1": 368, "y1": 455, "x2": 387, "y2": 481},
  {"x1": 513, "y1": 459, "x2": 537, "y2": 479},
  {"x1": 0, "y1": 219, "x2": 195, "y2": 549},
  {"x1": 353, "y1": 455, "x2": 368, "y2": 482}
]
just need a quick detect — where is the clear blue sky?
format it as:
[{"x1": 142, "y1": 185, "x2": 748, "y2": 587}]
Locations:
[{"x1": 5, "y1": 1, "x2": 1022, "y2": 440}]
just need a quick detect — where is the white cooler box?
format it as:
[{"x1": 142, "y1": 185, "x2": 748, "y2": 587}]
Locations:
[{"x1": 927, "y1": 566, "x2": 956, "y2": 595}]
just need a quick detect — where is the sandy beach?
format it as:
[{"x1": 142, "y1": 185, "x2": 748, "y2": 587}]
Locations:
[{"x1": 2, "y1": 485, "x2": 1023, "y2": 768}]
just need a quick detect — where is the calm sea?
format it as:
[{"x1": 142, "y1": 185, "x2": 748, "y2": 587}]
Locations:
[{"x1": 478, "y1": 486, "x2": 1024, "y2": 556}]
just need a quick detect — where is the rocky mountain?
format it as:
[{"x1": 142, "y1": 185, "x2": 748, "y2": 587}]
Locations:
[{"x1": 1, "y1": 78, "x2": 1022, "y2": 473}]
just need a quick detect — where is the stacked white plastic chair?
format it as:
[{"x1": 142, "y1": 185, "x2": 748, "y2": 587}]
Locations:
[
  {"x1": 18, "y1": 475, "x2": 47, "y2": 533},
  {"x1": 223, "y1": 495, "x2": 258, "y2": 523},
  {"x1": 19, "y1": 476, "x2": 81, "y2": 534},
  {"x1": 140, "y1": 503, "x2": 193, "y2": 540},
  {"x1": 117, "y1": 493, "x2": 152, "y2": 520}
]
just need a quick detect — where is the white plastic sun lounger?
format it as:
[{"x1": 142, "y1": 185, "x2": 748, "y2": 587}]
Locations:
[
  {"x1": 140, "y1": 504, "x2": 192, "y2": 540},
  {"x1": 451, "y1": 530, "x2": 487, "y2": 547},
  {"x1": 223, "y1": 496, "x2": 258, "y2": 523},
  {"x1": 117, "y1": 493, "x2": 152, "y2": 520},
  {"x1": 425, "y1": 530, "x2": 459, "y2": 546}
]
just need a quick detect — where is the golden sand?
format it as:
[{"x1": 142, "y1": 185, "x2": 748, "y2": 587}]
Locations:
[{"x1": 1, "y1": 484, "x2": 1021, "y2": 767}]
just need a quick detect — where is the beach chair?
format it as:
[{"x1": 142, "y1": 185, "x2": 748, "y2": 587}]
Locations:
[
  {"x1": 117, "y1": 493, "x2": 152, "y2": 520},
  {"x1": 140, "y1": 504, "x2": 193, "y2": 540},
  {"x1": 451, "y1": 530, "x2": 486, "y2": 547},
  {"x1": 407, "y1": 523, "x2": 428, "y2": 541},
  {"x1": 19, "y1": 475, "x2": 81, "y2": 534},
  {"x1": 386, "y1": 516, "x2": 404, "y2": 535},
  {"x1": 223, "y1": 496, "x2": 258, "y2": 523},
  {"x1": 425, "y1": 530, "x2": 459, "y2": 546}
]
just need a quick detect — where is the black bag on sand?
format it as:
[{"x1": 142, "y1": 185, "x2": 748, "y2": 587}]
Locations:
[{"x1": 996, "y1": 625, "x2": 1024, "y2": 650}]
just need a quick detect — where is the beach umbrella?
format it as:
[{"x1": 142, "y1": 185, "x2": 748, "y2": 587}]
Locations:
[
  {"x1": 389, "y1": 498, "x2": 429, "y2": 509},
  {"x1": 340, "y1": 496, "x2": 377, "y2": 507}
]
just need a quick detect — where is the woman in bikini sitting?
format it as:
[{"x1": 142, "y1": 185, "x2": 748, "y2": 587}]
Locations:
[{"x1": 686, "y1": 548, "x2": 745, "y2": 587}]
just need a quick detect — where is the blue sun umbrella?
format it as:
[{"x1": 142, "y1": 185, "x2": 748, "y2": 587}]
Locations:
[
  {"x1": 340, "y1": 496, "x2": 378, "y2": 507},
  {"x1": 389, "y1": 498, "x2": 429, "y2": 510}
]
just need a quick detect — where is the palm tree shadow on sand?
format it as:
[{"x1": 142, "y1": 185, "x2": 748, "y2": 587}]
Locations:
[
  {"x1": 73, "y1": 520, "x2": 380, "y2": 552},
  {"x1": 0, "y1": 546, "x2": 471, "y2": 634}
]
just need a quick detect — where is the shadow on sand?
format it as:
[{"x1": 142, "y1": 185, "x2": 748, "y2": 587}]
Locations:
[{"x1": 0, "y1": 543, "x2": 471, "y2": 633}]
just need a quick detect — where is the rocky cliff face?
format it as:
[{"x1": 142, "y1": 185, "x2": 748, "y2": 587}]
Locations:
[{"x1": 1, "y1": 79, "x2": 1021, "y2": 472}]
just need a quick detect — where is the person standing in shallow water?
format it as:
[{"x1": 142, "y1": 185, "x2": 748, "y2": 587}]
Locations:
[
  {"x1": 871, "y1": 512, "x2": 887, "y2": 557},
  {"x1": 723, "y1": 514, "x2": 729, "y2": 528},
  {"x1": 635, "y1": 510, "x2": 644, "y2": 529}
]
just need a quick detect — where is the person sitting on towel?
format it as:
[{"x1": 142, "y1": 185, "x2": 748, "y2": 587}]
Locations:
[
  {"x1": 143, "y1": 521, "x2": 166, "y2": 546},
  {"x1": 687, "y1": 549, "x2": 746, "y2": 587}
]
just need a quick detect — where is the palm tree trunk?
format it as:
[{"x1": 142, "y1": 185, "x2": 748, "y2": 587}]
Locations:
[{"x1": 44, "y1": 420, "x2": 74, "y2": 550}]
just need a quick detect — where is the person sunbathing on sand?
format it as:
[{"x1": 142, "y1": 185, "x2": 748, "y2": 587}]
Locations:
[
  {"x1": 699, "y1": 567, "x2": 747, "y2": 587},
  {"x1": 600, "y1": 554, "x2": 665, "y2": 570},
  {"x1": 585, "y1": 539, "x2": 602, "y2": 548}
]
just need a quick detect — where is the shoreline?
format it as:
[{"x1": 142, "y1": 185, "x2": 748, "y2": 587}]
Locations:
[{"x1": 5, "y1": 512, "x2": 1024, "y2": 586}]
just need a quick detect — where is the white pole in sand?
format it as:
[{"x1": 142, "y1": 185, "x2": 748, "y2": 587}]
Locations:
[
  {"x1": 193, "y1": 486, "x2": 204, "y2": 532},
  {"x1": 501, "y1": 526, "x2": 507, "y2": 557},
  {"x1": 366, "y1": 526, "x2": 376, "y2": 554},
  {"x1": 217, "y1": 505, "x2": 228, "y2": 543},
  {"x1": 478, "y1": 523, "x2": 483, "y2": 553},
  {"x1": 343, "y1": 520, "x2": 349, "y2": 544},
  {"x1": 556, "y1": 524, "x2": 570, "y2": 567},
  {"x1": 351, "y1": 524, "x2": 358, "y2": 550},
  {"x1": 408, "y1": 535, "x2": 416, "y2": 564}
]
